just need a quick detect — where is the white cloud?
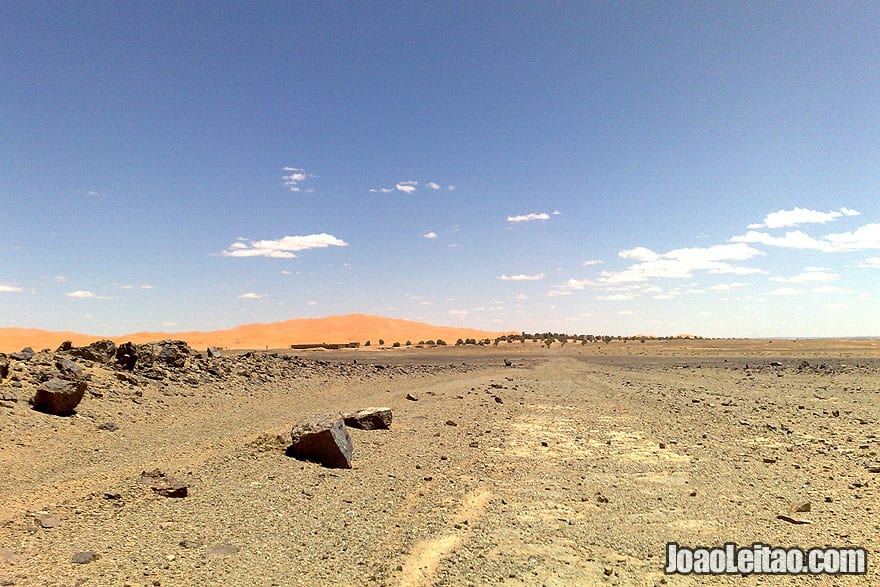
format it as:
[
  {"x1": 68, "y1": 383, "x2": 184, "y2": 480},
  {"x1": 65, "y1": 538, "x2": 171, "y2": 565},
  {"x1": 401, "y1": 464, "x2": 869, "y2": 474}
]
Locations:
[
  {"x1": 582, "y1": 259, "x2": 603, "y2": 266},
  {"x1": 281, "y1": 270, "x2": 292, "y2": 275},
  {"x1": 546, "y1": 278, "x2": 594, "y2": 297},
  {"x1": 426, "y1": 182, "x2": 441, "y2": 190},
  {"x1": 514, "y1": 294, "x2": 529, "y2": 300},
  {"x1": 730, "y1": 230, "x2": 833, "y2": 251},
  {"x1": 507, "y1": 212, "x2": 550, "y2": 223},
  {"x1": 0, "y1": 284, "x2": 23, "y2": 293},
  {"x1": 768, "y1": 287, "x2": 801, "y2": 296},
  {"x1": 748, "y1": 206, "x2": 860, "y2": 229},
  {"x1": 369, "y1": 187, "x2": 395, "y2": 193},
  {"x1": 86, "y1": 190, "x2": 103, "y2": 197},
  {"x1": 422, "y1": 232, "x2": 438, "y2": 239},
  {"x1": 598, "y1": 293, "x2": 637, "y2": 301},
  {"x1": 282, "y1": 167, "x2": 314, "y2": 192},
  {"x1": 617, "y1": 310, "x2": 634, "y2": 315},
  {"x1": 731, "y1": 223, "x2": 880, "y2": 253},
  {"x1": 824, "y1": 223, "x2": 880, "y2": 251},
  {"x1": 551, "y1": 209, "x2": 562, "y2": 215},
  {"x1": 117, "y1": 283, "x2": 156, "y2": 290},
  {"x1": 812, "y1": 286, "x2": 853, "y2": 294},
  {"x1": 619, "y1": 247, "x2": 660, "y2": 262},
  {"x1": 50, "y1": 275, "x2": 67, "y2": 283},
  {"x1": 238, "y1": 292, "x2": 264, "y2": 299},
  {"x1": 602, "y1": 243, "x2": 764, "y2": 283},
  {"x1": 396, "y1": 180, "x2": 418, "y2": 194},
  {"x1": 448, "y1": 309, "x2": 470, "y2": 316},
  {"x1": 856, "y1": 257, "x2": 880, "y2": 269},
  {"x1": 770, "y1": 267, "x2": 838, "y2": 283},
  {"x1": 708, "y1": 283, "x2": 748, "y2": 291},
  {"x1": 652, "y1": 294, "x2": 676, "y2": 300},
  {"x1": 66, "y1": 290, "x2": 110, "y2": 299},
  {"x1": 447, "y1": 185, "x2": 456, "y2": 191},
  {"x1": 307, "y1": 300, "x2": 318, "y2": 305},
  {"x1": 498, "y1": 273, "x2": 544, "y2": 281},
  {"x1": 219, "y1": 233, "x2": 347, "y2": 258}
]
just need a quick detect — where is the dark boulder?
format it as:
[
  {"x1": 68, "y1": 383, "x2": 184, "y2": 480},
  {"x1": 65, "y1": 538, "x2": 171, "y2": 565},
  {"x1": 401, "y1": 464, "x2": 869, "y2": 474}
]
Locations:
[
  {"x1": 56, "y1": 340, "x2": 73, "y2": 352},
  {"x1": 207, "y1": 347, "x2": 223, "y2": 358},
  {"x1": 0, "y1": 357, "x2": 8, "y2": 380},
  {"x1": 116, "y1": 342, "x2": 138, "y2": 370},
  {"x1": 343, "y1": 407, "x2": 392, "y2": 430},
  {"x1": 10, "y1": 347, "x2": 34, "y2": 362},
  {"x1": 289, "y1": 414, "x2": 353, "y2": 469},
  {"x1": 55, "y1": 357, "x2": 84, "y2": 380},
  {"x1": 69, "y1": 340, "x2": 116, "y2": 364},
  {"x1": 32, "y1": 377, "x2": 87, "y2": 416}
]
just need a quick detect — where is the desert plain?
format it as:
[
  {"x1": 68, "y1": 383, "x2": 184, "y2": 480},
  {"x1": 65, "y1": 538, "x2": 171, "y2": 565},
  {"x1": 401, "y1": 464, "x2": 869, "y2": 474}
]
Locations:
[{"x1": 1, "y1": 335, "x2": 879, "y2": 586}]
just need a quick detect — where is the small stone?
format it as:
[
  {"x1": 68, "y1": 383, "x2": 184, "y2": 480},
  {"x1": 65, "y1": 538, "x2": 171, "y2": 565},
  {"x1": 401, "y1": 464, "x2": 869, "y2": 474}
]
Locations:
[
  {"x1": 777, "y1": 514, "x2": 811, "y2": 525},
  {"x1": 71, "y1": 551, "x2": 99, "y2": 564},
  {"x1": 405, "y1": 393, "x2": 418, "y2": 401},
  {"x1": 206, "y1": 544, "x2": 239, "y2": 556},
  {"x1": 98, "y1": 422, "x2": 119, "y2": 432},
  {"x1": 793, "y1": 502, "x2": 811, "y2": 513},
  {"x1": 34, "y1": 512, "x2": 61, "y2": 528},
  {"x1": 343, "y1": 407, "x2": 392, "y2": 430},
  {"x1": 494, "y1": 396, "x2": 503, "y2": 404},
  {"x1": 445, "y1": 420, "x2": 457, "y2": 427},
  {"x1": 179, "y1": 540, "x2": 203, "y2": 549}
]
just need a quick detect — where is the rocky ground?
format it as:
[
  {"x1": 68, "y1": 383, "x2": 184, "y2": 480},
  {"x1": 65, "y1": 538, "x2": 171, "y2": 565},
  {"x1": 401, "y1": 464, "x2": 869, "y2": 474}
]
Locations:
[{"x1": 1, "y1": 339, "x2": 879, "y2": 586}]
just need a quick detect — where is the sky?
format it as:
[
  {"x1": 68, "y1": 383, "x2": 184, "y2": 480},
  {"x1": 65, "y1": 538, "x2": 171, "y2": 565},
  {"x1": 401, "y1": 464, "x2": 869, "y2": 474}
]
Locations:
[{"x1": 1, "y1": 2, "x2": 878, "y2": 338}]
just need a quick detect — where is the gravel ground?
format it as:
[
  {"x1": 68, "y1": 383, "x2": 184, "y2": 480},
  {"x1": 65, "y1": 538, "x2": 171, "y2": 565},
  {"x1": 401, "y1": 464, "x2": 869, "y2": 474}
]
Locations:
[{"x1": 1, "y1": 339, "x2": 879, "y2": 586}]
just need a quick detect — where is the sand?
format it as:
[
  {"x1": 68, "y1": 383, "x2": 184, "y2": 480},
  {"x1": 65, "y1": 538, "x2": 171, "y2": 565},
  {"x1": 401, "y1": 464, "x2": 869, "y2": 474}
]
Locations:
[
  {"x1": 0, "y1": 314, "x2": 512, "y2": 354},
  {"x1": 1, "y1": 338, "x2": 878, "y2": 585}
]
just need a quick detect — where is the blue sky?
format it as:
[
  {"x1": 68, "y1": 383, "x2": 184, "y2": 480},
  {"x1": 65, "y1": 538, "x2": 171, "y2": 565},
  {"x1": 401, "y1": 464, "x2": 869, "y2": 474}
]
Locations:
[{"x1": 1, "y1": 2, "x2": 878, "y2": 338}]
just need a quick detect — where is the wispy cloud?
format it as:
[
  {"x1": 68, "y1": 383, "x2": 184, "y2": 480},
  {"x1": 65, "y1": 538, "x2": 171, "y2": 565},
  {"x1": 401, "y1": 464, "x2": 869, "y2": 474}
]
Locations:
[
  {"x1": 448, "y1": 309, "x2": 470, "y2": 316},
  {"x1": 50, "y1": 275, "x2": 67, "y2": 283},
  {"x1": 598, "y1": 293, "x2": 637, "y2": 301},
  {"x1": 369, "y1": 187, "x2": 395, "y2": 193},
  {"x1": 748, "y1": 206, "x2": 860, "y2": 229},
  {"x1": 547, "y1": 278, "x2": 594, "y2": 297},
  {"x1": 218, "y1": 233, "x2": 347, "y2": 258},
  {"x1": 66, "y1": 290, "x2": 110, "y2": 299},
  {"x1": 768, "y1": 287, "x2": 801, "y2": 296},
  {"x1": 422, "y1": 231, "x2": 438, "y2": 239},
  {"x1": 426, "y1": 182, "x2": 441, "y2": 190},
  {"x1": 238, "y1": 292, "x2": 264, "y2": 299},
  {"x1": 507, "y1": 212, "x2": 550, "y2": 223},
  {"x1": 116, "y1": 283, "x2": 156, "y2": 290},
  {"x1": 601, "y1": 243, "x2": 764, "y2": 283},
  {"x1": 0, "y1": 284, "x2": 23, "y2": 293},
  {"x1": 707, "y1": 282, "x2": 749, "y2": 291},
  {"x1": 282, "y1": 167, "x2": 315, "y2": 192},
  {"x1": 498, "y1": 273, "x2": 544, "y2": 281},
  {"x1": 551, "y1": 209, "x2": 562, "y2": 216},
  {"x1": 582, "y1": 259, "x2": 603, "y2": 266},
  {"x1": 856, "y1": 257, "x2": 880, "y2": 269},
  {"x1": 769, "y1": 267, "x2": 838, "y2": 283}
]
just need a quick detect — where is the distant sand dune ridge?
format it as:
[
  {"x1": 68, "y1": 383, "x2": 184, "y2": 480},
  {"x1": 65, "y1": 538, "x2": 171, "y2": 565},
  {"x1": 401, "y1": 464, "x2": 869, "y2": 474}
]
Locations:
[{"x1": 0, "y1": 314, "x2": 514, "y2": 353}]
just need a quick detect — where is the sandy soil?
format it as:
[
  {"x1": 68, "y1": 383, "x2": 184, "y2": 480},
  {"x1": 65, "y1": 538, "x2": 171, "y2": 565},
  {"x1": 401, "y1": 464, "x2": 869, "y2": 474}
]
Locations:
[{"x1": 1, "y1": 339, "x2": 879, "y2": 586}]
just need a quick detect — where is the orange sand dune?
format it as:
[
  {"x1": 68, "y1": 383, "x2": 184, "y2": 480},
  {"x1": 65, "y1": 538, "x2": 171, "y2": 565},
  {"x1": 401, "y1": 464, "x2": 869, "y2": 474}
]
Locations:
[{"x1": 0, "y1": 314, "x2": 513, "y2": 353}]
